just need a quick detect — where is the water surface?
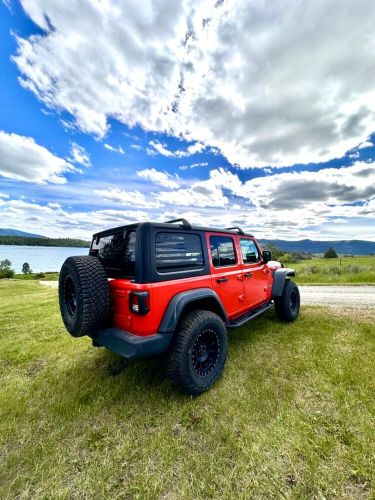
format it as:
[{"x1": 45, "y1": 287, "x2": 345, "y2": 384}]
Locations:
[{"x1": 0, "y1": 245, "x2": 88, "y2": 273}]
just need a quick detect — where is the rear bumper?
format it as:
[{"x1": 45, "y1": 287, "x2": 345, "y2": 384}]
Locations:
[{"x1": 91, "y1": 327, "x2": 173, "y2": 360}]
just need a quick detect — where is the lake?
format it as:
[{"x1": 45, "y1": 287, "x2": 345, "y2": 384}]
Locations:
[{"x1": 0, "y1": 245, "x2": 88, "y2": 273}]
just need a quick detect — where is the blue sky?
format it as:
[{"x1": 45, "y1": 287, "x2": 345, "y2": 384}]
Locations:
[{"x1": 1, "y1": 0, "x2": 375, "y2": 240}]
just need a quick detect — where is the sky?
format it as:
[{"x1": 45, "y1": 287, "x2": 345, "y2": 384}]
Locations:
[{"x1": 0, "y1": 0, "x2": 375, "y2": 241}]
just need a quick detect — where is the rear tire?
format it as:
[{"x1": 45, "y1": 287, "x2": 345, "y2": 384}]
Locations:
[
  {"x1": 274, "y1": 280, "x2": 300, "y2": 322},
  {"x1": 59, "y1": 256, "x2": 110, "y2": 337},
  {"x1": 166, "y1": 310, "x2": 228, "y2": 395}
]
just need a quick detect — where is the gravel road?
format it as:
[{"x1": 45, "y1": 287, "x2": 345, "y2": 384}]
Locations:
[
  {"x1": 40, "y1": 281, "x2": 375, "y2": 308},
  {"x1": 299, "y1": 285, "x2": 375, "y2": 308}
]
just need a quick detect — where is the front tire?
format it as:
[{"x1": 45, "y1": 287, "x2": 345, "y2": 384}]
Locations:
[
  {"x1": 166, "y1": 310, "x2": 228, "y2": 395},
  {"x1": 274, "y1": 280, "x2": 300, "y2": 322}
]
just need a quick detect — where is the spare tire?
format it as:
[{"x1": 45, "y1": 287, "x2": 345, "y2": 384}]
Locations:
[{"x1": 59, "y1": 256, "x2": 110, "y2": 337}]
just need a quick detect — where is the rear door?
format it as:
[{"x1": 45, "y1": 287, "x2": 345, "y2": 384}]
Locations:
[
  {"x1": 239, "y1": 238, "x2": 271, "y2": 308},
  {"x1": 207, "y1": 233, "x2": 247, "y2": 318}
]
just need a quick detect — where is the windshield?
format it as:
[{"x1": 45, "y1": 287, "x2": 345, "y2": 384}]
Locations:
[{"x1": 91, "y1": 229, "x2": 136, "y2": 277}]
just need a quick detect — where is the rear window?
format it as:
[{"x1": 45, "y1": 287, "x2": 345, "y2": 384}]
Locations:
[
  {"x1": 210, "y1": 236, "x2": 237, "y2": 267},
  {"x1": 155, "y1": 232, "x2": 204, "y2": 273},
  {"x1": 91, "y1": 230, "x2": 136, "y2": 277}
]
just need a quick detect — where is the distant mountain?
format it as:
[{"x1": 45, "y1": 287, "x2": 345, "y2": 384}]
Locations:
[
  {"x1": 0, "y1": 228, "x2": 45, "y2": 238},
  {"x1": 258, "y1": 239, "x2": 375, "y2": 255}
]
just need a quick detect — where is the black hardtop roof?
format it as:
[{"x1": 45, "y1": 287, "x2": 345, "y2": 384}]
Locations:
[{"x1": 92, "y1": 220, "x2": 254, "y2": 239}]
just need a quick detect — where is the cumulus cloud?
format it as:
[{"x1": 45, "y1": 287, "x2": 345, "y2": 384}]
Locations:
[
  {"x1": 93, "y1": 187, "x2": 162, "y2": 208},
  {"x1": 136, "y1": 168, "x2": 179, "y2": 189},
  {"x1": 0, "y1": 130, "x2": 75, "y2": 183},
  {"x1": 0, "y1": 197, "x2": 149, "y2": 238},
  {"x1": 239, "y1": 162, "x2": 375, "y2": 211},
  {"x1": 158, "y1": 174, "x2": 230, "y2": 208},
  {"x1": 156, "y1": 162, "x2": 375, "y2": 232},
  {"x1": 68, "y1": 142, "x2": 91, "y2": 167},
  {"x1": 104, "y1": 143, "x2": 125, "y2": 154},
  {"x1": 14, "y1": 0, "x2": 375, "y2": 167}
]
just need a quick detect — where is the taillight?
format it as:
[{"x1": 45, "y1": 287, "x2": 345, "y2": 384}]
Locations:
[{"x1": 129, "y1": 291, "x2": 150, "y2": 315}]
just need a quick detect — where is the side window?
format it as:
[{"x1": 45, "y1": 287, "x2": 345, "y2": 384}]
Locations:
[
  {"x1": 92, "y1": 230, "x2": 136, "y2": 276},
  {"x1": 155, "y1": 232, "x2": 204, "y2": 273},
  {"x1": 210, "y1": 236, "x2": 237, "y2": 267},
  {"x1": 240, "y1": 239, "x2": 259, "y2": 264}
]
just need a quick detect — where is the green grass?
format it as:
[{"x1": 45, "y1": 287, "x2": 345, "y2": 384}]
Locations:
[
  {"x1": 0, "y1": 281, "x2": 374, "y2": 499},
  {"x1": 285, "y1": 255, "x2": 375, "y2": 284},
  {"x1": 13, "y1": 272, "x2": 59, "y2": 281}
]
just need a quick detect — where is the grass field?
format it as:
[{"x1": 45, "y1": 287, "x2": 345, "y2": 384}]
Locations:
[
  {"x1": 13, "y1": 271, "x2": 59, "y2": 281},
  {"x1": 284, "y1": 255, "x2": 375, "y2": 284},
  {"x1": 0, "y1": 281, "x2": 374, "y2": 499}
]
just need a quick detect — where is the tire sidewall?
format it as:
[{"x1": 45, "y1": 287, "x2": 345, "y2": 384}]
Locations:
[
  {"x1": 284, "y1": 281, "x2": 300, "y2": 321},
  {"x1": 185, "y1": 314, "x2": 228, "y2": 392},
  {"x1": 58, "y1": 260, "x2": 84, "y2": 336}
]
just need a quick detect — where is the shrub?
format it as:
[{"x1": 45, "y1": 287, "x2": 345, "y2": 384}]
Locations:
[
  {"x1": 0, "y1": 269, "x2": 14, "y2": 279},
  {"x1": 34, "y1": 272, "x2": 46, "y2": 279},
  {"x1": 324, "y1": 247, "x2": 338, "y2": 258},
  {"x1": 0, "y1": 259, "x2": 15, "y2": 279},
  {"x1": 299, "y1": 265, "x2": 320, "y2": 276}
]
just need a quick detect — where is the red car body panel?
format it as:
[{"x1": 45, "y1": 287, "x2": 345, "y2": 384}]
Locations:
[{"x1": 109, "y1": 233, "x2": 279, "y2": 337}]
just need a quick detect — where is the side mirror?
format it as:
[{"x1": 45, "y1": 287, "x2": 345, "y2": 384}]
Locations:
[{"x1": 262, "y1": 250, "x2": 272, "y2": 263}]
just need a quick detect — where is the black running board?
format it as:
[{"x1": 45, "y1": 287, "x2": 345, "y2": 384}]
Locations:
[{"x1": 227, "y1": 302, "x2": 273, "y2": 329}]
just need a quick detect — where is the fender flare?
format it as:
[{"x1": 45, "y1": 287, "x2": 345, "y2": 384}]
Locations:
[
  {"x1": 158, "y1": 288, "x2": 227, "y2": 333},
  {"x1": 271, "y1": 268, "x2": 296, "y2": 298}
]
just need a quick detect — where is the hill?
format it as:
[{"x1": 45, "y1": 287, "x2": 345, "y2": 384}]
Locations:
[
  {"x1": 0, "y1": 228, "x2": 44, "y2": 238},
  {"x1": 259, "y1": 239, "x2": 375, "y2": 255}
]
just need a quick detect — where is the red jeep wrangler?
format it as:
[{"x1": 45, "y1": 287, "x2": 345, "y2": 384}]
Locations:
[{"x1": 59, "y1": 218, "x2": 300, "y2": 394}]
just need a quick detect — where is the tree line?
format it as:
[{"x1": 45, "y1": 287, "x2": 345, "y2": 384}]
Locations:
[{"x1": 0, "y1": 235, "x2": 90, "y2": 247}]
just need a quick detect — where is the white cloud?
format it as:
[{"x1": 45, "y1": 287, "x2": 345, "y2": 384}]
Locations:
[
  {"x1": 179, "y1": 161, "x2": 208, "y2": 170},
  {"x1": 0, "y1": 130, "x2": 75, "y2": 184},
  {"x1": 158, "y1": 174, "x2": 229, "y2": 208},
  {"x1": 0, "y1": 197, "x2": 149, "y2": 238},
  {"x1": 13, "y1": 0, "x2": 375, "y2": 167},
  {"x1": 147, "y1": 141, "x2": 174, "y2": 157},
  {"x1": 68, "y1": 142, "x2": 91, "y2": 167},
  {"x1": 104, "y1": 143, "x2": 125, "y2": 154},
  {"x1": 93, "y1": 187, "x2": 162, "y2": 208},
  {"x1": 358, "y1": 141, "x2": 374, "y2": 149},
  {"x1": 240, "y1": 162, "x2": 375, "y2": 211},
  {"x1": 146, "y1": 140, "x2": 205, "y2": 158},
  {"x1": 0, "y1": 192, "x2": 10, "y2": 199},
  {"x1": 137, "y1": 168, "x2": 179, "y2": 189}
]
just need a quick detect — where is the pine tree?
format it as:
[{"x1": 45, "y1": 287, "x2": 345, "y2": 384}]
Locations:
[{"x1": 22, "y1": 262, "x2": 32, "y2": 274}]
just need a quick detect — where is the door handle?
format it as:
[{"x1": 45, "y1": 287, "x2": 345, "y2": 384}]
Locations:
[
  {"x1": 244, "y1": 272, "x2": 253, "y2": 278},
  {"x1": 217, "y1": 277, "x2": 229, "y2": 283}
]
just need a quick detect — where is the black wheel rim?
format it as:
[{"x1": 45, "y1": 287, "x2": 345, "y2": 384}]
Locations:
[
  {"x1": 290, "y1": 290, "x2": 298, "y2": 311},
  {"x1": 192, "y1": 328, "x2": 219, "y2": 376},
  {"x1": 64, "y1": 275, "x2": 77, "y2": 317}
]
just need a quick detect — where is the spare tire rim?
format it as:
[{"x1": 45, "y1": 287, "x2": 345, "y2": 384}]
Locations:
[
  {"x1": 290, "y1": 290, "x2": 298, "y2": 311},
  {"x1": 64, "y1": 275, "x2": 77, "y2": 317},
  {"x1": 192, "y1": 328, "x2": 219, "y2": 376}
]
